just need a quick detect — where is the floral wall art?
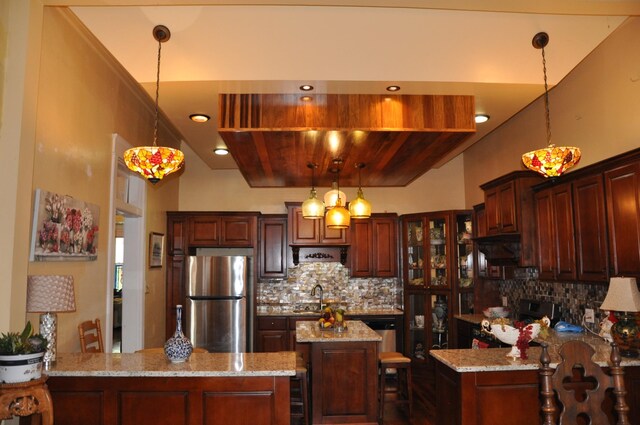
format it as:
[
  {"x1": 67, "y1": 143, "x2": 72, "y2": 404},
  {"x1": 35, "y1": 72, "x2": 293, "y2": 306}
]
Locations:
[{"x1": 30, "y1": 189, "x2": 100, "y2": 261}]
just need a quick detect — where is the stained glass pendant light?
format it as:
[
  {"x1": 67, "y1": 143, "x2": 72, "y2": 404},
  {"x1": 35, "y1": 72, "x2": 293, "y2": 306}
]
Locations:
[
  {"x1": 325, "y1": 162, "x2": 350, "y2": 229},
  {"x1": 124, "y1": 25, "x2": 184, "y2": 184},
  {"x1": 301, "y1": 162, "x2": 325, "y2": 219},
  {"x1": 522, "y1": 32, "x2": 580, "y2": 178},
  {"x1": 349, "y1": 163, "x2": 372, "y2": 219}
]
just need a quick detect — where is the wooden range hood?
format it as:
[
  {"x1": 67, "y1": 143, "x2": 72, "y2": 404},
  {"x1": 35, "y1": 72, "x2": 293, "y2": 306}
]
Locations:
[{"x1": 218, "y1": 93, "x2": 476, "y2": 188}]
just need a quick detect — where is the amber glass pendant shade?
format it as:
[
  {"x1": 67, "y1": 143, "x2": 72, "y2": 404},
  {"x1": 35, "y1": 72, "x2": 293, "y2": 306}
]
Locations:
[
  {"x1": 302, "y1": 188, "x2": 325, "y2": 219},
  {"x1": 349, "y1": 188, "x2": 371, "y2": 219},
  {"x1": 124, "y1": 25, "x2": 184, "y2": 184},
  {"x1": 326, "y1": 198, "x2": 351, "y2": 229},
  {"x1": 521, "y1": 32, "x2": 580, "y2": 179}
]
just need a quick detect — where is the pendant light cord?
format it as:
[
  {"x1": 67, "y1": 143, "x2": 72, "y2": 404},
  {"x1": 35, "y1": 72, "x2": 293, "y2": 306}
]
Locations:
[
  {"x1": 541, "y1": 45, "x2": 552, "y2": 146},
  {"x1": 153, "y1": 37, "x2": 162, "y2": 147}
]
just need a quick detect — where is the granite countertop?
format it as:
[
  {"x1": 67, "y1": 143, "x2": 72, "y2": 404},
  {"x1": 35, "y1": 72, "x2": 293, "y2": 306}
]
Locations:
[
  {"x1": 258, "y1": 307, "x2": 403, "y2": 317},
  {"x1": 431, "y1": 329, "x2": 640, "y2": 373},
  {"x1": 46, "y1": 352, "x2": 296, "y2": 377},
  {"x1": 295, "y1": 320, "x2": 382, "y2": 343}
]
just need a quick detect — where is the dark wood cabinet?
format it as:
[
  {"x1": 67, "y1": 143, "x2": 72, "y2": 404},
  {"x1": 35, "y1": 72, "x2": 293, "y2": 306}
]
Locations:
[
  {"x1": 572, "y1": 174, "x2": 608, "y2": 281},
  {"x1": 188, "y1": 214, "x2": 256, "y2": 247},
  {"x1": 534, "y1": 184, "x2": 576, "y2": 281},
  {"x1": 605, "y1": 162, "x2": 640, "y2": 279},
  {"x1": 350, "y1": 214, "x2": 398, "y2": 277},
  {"x1": 258, "y1": 215, "x2": 287, "y2": 278},
  {"x1": 255, "y1": 316, "x2": 288, "y2": 352},
  {"x1": 287, "y1": 203, "x2": 349, "y2": 245},
  {"x1": 478, "y1": 172, "x2": 544, "y2": 267}
]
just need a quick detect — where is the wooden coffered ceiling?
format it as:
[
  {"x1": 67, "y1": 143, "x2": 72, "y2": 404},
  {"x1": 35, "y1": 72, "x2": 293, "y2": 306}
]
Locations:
[{"x1": 218, "y1": 93, "x2": 475, "y2": 187}]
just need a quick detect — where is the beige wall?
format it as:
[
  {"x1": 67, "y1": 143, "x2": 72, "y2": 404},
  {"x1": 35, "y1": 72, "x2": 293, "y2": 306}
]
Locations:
[
  {"x1": 178, "y1": 142, "x2": 467, "y2": 215},
  {"x1": 0, "y1": 5, "x2": 180, "y2": 352},
  {"x1": 464, "y1": 17, "x2": 640, "y2": 206}
]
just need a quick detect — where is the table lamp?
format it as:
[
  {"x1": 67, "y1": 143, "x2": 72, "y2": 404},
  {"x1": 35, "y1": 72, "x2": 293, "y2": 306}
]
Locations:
[
  {"x1": 600, "y1": 276, "x2": 640, "y2": 357},
  {"x1": 26, "y1": 275, "x2": 76, "y2": 367}
]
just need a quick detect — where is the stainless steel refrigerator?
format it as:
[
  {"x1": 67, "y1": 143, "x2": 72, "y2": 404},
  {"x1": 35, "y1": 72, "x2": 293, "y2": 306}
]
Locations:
[{"x1": 185, "y1": 255, "x2": 253, "y2": 353}]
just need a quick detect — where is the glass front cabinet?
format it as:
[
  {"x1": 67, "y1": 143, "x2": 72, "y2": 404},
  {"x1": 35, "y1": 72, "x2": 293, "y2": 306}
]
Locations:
[{"x1": 402, "y1": 210, "x2": 473, "y2": 361}]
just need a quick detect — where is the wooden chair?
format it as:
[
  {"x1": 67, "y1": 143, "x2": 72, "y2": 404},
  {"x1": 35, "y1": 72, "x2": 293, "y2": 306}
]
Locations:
[
  {"x1": 78, "y1": 318, "x2": 104, "y2": 353},
  {"x1": 135, "y1": 347, "x2": 208, "y2": 354},
  {"x1": 540, "y1": 340, "x2": 631, "y2": 425}
]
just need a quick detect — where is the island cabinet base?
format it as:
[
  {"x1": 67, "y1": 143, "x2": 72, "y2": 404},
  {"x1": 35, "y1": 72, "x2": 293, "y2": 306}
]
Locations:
[
  {"x1": 311, "y1": 341, "x2": 378, "y2": 425},
  {"x1": 46, "y1": 375, "x2": 290, "y2": 425},
  {"x1": 435, "y1": 359, "x2": 640, "y2": 425}
]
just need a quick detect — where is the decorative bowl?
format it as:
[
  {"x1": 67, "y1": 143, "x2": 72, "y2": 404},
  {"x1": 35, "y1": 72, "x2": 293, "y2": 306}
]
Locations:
[{"x1": 481, "y1": 316, "x2": 550, "y2": 359}]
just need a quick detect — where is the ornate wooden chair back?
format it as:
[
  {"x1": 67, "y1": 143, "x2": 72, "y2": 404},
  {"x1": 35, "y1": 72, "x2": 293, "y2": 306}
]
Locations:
[
  {"x1": 540, "y1": 340, "x2": 630, "y2": 425},
  {"x1": 78, "y1": 319, "x2": 104, "y2": 353}
]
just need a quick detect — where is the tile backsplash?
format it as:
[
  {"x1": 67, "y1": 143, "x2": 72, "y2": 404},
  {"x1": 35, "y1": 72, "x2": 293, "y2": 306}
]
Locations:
[{"x1": 257, "y1": 262, "x2": 402, "y2": 311}]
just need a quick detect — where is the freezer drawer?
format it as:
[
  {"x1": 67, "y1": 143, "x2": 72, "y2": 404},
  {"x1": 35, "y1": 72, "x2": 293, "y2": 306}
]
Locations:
[{"x1": 185, "y1": 298, "x2": 246, "y2": 353}]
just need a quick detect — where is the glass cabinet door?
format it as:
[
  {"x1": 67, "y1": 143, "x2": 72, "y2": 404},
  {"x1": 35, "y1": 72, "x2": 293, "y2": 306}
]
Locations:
[
  {"x1": 406, "y1": 293, "x2": 427, "y2": 361},
  {"x1": 429, "y1": 293, "x2": 449, "y2": 349},
  {"x1": 406, "y1": 219, "x2": 425, "y2": 288},
  {"x1": 428, "y1": 217, "x2": 448, "y2": 287},
  {"x1": 455, "y1": 213, "x2": 475, "y2": 314}
]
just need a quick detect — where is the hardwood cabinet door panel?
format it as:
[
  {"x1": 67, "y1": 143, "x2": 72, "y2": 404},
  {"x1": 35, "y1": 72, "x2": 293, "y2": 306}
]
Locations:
[
  {"x1": 321, "y1": 224, "x2": 348, "y2": 244},
  {"x1": 605, "y1": 162, "x2": 640, "y2": 278},
  {"x1": 290, "y1": 207, "x2": 320, "y2": 244},
  {"x1": 351, "y1": 220, "x2": 373, "y2": 276},
  {"x1": 51, "y1": 391, "x2": 104, "y2": 425},
  {"x1": 167, "y1": 216, "x2": 186, "y2": 255},
  {"x1": 120, "y1": 391, "x2": 188, "y2": 425},
  {"x1": 221, "y1": 217, "x2": 255, "y2": 246},
  {"x1": 373, "y1": 218, "x2": 397, "y2": 277},
  {"x1": 573, "y1": 175, "x2": 608, "y2": 281},
  {"x1": 497, "y1": 182, "x2": 517, "y2": 233},
  {"x1": 535, "y1": 190, "x2": 555, "y2": 279},
  {"x1": 484, "y1": 188, "x2": 499, "y2": 235},
  {"x1": 166, "y1": 256, "x2": 185, "y2": 339},
  {"x1": 552, "y1": 185, "x2": 576, "y2": 280},
  {"x1": 203, "y1": 392, "x2": 274, "y2": 425},
  {"x1": 256, "y1": 330, "x2": 288, "y2": 352},
  {"x1": 189, "y1": 216, "x2": 220, "y2": 246},
  {"x1": 259, "y1": 217, "x2": 287, "y2": 278}
]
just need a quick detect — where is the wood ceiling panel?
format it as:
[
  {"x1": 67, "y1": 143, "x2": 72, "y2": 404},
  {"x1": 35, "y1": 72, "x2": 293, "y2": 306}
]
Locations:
[{"x1": 219, "y1": 94, "x2": 475, "y2": 187}]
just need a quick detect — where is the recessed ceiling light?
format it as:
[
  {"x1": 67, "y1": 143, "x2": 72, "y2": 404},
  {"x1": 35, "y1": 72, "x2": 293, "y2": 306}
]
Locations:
[
  {"x1": 299, "y1": 85, "x2": 314, "y2": 91},
  {"x1": 189, "y1": 114, "x2": 210, "y2": 123},
  {"x1": 475, "y1": 114, "x2": 490, "y2": 124},
  {"x1": 213, "y1": 148, "x2": 229, "y2": 156},
  {"x1": 386, "y1": 85, "x2": 400, "y2": 92},
  {"x1": 300, "y1": 95, "x2": 313, "y2": 102}
]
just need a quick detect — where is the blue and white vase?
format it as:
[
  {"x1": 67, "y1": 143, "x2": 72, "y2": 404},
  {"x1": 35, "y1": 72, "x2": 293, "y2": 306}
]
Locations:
[{"x1": 164, "y1": 305, "x2": 193, "y2": 363}]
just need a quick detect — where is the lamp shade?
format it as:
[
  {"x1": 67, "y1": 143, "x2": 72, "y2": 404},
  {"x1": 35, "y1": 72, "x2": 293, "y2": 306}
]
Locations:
[
  {"x1": 600, "y1": 277, "x2": 640, "y2": 312},
  {"x1": 324, "y1": 181, "x2": 347, "y2": 208},
  {"x1": 302, "y1": 189, "x2": 325, "y2": 219},
  {"x1": 349, "y1": 188, "x2": 372, "y2": 219},
  {"x1": 325, "y1": 199, "x2": 351, "y2": 229},
  {"x1": 27, "y1": 275, "x2": 76, "y2": 313},
  {"x1": 521, "y1": 145, "x2": 581, "y2": 178}
]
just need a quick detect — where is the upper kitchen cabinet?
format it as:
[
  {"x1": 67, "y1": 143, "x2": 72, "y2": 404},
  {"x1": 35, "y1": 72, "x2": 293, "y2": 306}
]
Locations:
[
  {"x1": 350, "y1": 214, "x2": 398, "y2": 278},
  {"x1": 605, "y1": 162, "x2": 640, "y2": 279},
  {"x1": 286, "y1": 203, "x2": 349, "y2": 245},
  {"x1": 477, "y1": 171, "x2": 544, "y2": 267},
  {"x1": 187, "y1": 213, "x2": 258, "y2": 247},
  {"x1": 258, "y1": 215, "x2": 287, "y2": 279},
  {"x1": 403, "y1": 212, "x2": 452, "y2": 289}
]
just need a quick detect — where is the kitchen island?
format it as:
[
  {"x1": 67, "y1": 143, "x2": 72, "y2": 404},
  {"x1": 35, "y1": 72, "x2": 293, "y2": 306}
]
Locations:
[
  {"x1": 431, "y1": 331, "x2": 640, "y2": 425},
  {"x1": 296, "y1": 320, "x2": 382, "y2": 425},
  {"x1": 44, "y1": 351, "x2": 296, "y2": 425}
]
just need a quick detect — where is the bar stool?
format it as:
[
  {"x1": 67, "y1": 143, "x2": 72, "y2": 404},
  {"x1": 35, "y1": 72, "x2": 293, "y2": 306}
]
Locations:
[
  {"x1": 378, "y1": 351, "x2": 413, "y2": 422},
  {"x1": 290, "y1": 352, "x2": 309, "y2": 425}
]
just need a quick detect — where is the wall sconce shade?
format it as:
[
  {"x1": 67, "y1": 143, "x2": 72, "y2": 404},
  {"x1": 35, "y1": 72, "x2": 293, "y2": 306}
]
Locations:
[
  {"x1": 124, "y1": 25, "x2": 184, "y2": 184},
  {"x1": 521, "y1": 32, "x2": 581, "y2": 178}
]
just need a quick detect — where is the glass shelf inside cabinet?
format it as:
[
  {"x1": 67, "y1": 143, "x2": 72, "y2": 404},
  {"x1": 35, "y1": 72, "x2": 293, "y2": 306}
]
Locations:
[
  {"x1": 429, "y1": 218, "x2": 447, "y2": 287},
  {"x1": 407, "y1": 220, "x2": 425, "y2": 287},
  {"x1": 457, "y1": 214, "x2": 474, "y2": 289},
  {"x1": 431, "y1": 294, "x2": 449, "y2": 349},
  {"x1": 408, "y1": 294, "x2": 426, "y2": 360}
]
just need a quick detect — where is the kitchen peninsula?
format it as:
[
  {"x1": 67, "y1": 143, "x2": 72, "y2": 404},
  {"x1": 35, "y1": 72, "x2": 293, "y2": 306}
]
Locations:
[
  {"x1": 296, "y1": 320, "x2": 382, "y2": 425},
  {"x1": 44, "y1": 351, "x2": 296, "y2": 425},
  {"x1": 431, "y1": 331, "x2": 640, "y2": 425}
]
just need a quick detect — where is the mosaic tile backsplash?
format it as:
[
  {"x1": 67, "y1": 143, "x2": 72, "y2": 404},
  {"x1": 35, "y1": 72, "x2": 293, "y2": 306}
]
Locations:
[
  {"x1": 257, "y1": 262, "x2": 402, "y2": 311},
  {"x1": 500, "y1": 274, "x2": 609, "y2": 331}
]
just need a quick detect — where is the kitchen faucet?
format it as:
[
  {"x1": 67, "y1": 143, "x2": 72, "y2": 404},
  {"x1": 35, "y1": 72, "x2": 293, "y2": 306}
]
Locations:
[{"x1": 311, "y1": 284, "x2": 324, "y2": 311}]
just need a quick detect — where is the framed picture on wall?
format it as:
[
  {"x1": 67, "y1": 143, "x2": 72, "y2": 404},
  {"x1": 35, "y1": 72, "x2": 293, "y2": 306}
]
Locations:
[{"x1": 149, "y1": 232, "x2": 164, "y2": 268}]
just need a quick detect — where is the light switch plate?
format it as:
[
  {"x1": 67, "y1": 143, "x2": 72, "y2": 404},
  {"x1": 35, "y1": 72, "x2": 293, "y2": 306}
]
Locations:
[
  {"x1": 584, "y1": 308, "x2": 595, "y2": 323},
  {"x1": 502, "y1": 296, "x2": 508, "y2": 307}
]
